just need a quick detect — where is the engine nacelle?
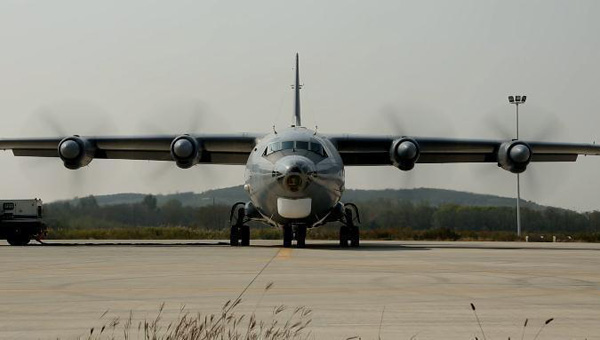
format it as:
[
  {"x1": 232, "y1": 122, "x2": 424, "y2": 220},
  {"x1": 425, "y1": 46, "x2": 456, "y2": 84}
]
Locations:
[
  {"x1": 170, "y1": 135, "x2": 202, "y2": 169},
  {"x1": 390, "y1": 138, "x2": 420, "y2": 171},
  {"x1": 497, "y1": 141, "x2": 532, "y2": 174},
  {"x1": 58, "y1": 136, "x2": 96, "y2": 170}
]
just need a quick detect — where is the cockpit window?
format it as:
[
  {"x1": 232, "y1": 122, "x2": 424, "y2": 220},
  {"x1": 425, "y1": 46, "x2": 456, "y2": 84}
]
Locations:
[
  {"x1": 268, "y1": 142, "x2": 282, "y2": 154},
  {"x1": 281, "y1": 141, "x2": 295, "y2": 150},
  {"x1": 296, "y1": 141, "x2": 309, "y2": 150},
  {"x1": 265, "y1": 140, "x2": 327, "y2": 157},
  {"x1": 309, "y1": 141, "x2": 324, "y2": 156}
]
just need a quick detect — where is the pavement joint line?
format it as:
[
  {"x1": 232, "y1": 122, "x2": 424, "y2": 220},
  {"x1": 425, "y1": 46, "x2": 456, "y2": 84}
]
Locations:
[
  {"x1": 205, "y1": 248, "x2": 281, "y2": 335},
  {"x1": 228, "y1": 248, "x2": 281, "y2": 310},
  {"x1": 377, "y1": 305, "x2": 386, "y2": 339}
]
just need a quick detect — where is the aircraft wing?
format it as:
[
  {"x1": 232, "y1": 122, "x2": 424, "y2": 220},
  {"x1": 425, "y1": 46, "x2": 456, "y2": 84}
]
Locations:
[
  {"x1": 0, "y1": 134, "x2": 262, "y2": 166},
  {"x1": 327, "y1": 135, "x2": 600, "y2": 166}
]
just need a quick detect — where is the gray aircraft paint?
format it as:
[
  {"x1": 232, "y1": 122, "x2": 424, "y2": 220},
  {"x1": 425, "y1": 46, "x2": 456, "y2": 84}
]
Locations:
[
  {"x1": 241, "y1": 54, "x2": 343, "y2": 228},
  {"x1": 244, "y1": 127, "x2": 344, "y2": 227}
]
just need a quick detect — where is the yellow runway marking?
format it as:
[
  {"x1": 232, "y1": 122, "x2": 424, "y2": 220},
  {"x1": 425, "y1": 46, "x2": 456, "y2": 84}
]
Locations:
[{"x1": 276, "y1": 248, "x2": 293, "y2": 259}]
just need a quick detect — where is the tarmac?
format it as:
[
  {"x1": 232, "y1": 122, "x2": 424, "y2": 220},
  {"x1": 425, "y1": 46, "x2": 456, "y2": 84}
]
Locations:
[{"x1": 0, "y1": 240, "x2": 599, "y2": 339}]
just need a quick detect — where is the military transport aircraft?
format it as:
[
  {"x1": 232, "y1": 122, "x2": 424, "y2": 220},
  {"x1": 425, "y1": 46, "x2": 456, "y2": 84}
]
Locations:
[{"x1": 2, "y1": 54, "x2": 600, "y2": 248}]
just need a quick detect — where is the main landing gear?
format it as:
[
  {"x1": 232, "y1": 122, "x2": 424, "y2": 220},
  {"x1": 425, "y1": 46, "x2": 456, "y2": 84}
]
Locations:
[
  {"x1": 229, "y1": 203, "x2": 250, "y2": 247},
  {"x1": 339, "y1": 203, "x2": 360, "y2": 248},
  {"x1": 282, "y1": 224, "x2": 307, "y2": 248}
]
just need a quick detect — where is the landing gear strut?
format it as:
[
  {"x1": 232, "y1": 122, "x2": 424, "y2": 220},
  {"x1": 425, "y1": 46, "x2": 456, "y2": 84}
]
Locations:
[
  {"x1": 282, "y1": 224, "x2": 307, "y2": 248},
  {"x1": 229, "y1": 203, "x2": 250, "y2": 247},
  {"x1": 283, "y1": 225, "x2": 293, "y2": 248},
  {"x1": 339, "y1": 204, "x2": 360, "y2": 248},
  {"x1": 295, "y1": 225, "x2": 307, "y2": 248}
]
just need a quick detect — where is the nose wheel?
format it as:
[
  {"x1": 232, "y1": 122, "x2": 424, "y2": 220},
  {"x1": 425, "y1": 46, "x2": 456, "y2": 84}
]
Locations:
[
  {"x1": 282, "y1": 224, "x2": 307, "y2": 248},
  {"x1": 283, "y1": 226, "x2": 293, "y2": 248},
  {"x1": 229, "y1": 203, "x2": 250, "y2": 247},
  {"x1": 296, "y1": 225, "x2": 307, "y2": 248},
  {"x1": 339, "y1": 205, "x2": 360, "y2": 248}
]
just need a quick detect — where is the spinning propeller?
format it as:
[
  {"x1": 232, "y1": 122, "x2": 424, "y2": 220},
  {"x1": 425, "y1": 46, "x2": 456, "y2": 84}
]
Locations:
[
  {"x1": 475, "y1": 103, "x2": 567, "y2": 199},
  {"x1": 379, "y1": 104, "x2": 458, "y2": 188},
  {"x1": 20, "y1": 100, "x2": 120, "y2": 197}
]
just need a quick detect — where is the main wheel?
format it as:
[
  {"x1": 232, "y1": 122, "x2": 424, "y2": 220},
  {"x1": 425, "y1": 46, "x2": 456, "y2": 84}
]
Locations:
[
  {"x1": 230, "y1": 226, "x2": 239, "y2": 246},
  {"x1": 283, "y1": 226, "x2": 293, "y2": 248},
  {"x1": 339, "y1": 226, "x2": 349, "y2": 247},
  {"x1": 296, "y1": 226, "x2": 307, "y2": 248},
  {"x1": 350, "y1": 226, "x2": 360, "y2": 248},
  {"x1": 240, "y1": 225, "x2": 250, "y2": 246}
]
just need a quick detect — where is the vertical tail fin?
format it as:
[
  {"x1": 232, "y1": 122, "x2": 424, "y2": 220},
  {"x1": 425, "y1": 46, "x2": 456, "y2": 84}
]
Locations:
[{"x1": 294, "y1": 53, "x2": 302, "y2": 127}]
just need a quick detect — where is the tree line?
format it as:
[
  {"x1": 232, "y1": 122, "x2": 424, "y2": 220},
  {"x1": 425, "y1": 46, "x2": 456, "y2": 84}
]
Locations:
[
  {"x1": 45, "y1": 195, "x2": 230, "y2": 230},
  {"x1": 43, "y1": 195, "x2": 600, "y2": 235}
]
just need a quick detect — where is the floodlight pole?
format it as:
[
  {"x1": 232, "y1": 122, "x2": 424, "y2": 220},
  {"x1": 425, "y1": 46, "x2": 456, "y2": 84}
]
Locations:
[
  {"x1": 516, "y1": 102, "x2": 521, "y2": 238},
  {"x1": 508, "y1": 95, "x2": 526, "y2": 238},
  {"x1": 516, "y1": 102, "x2": 519, "y2": 140}
]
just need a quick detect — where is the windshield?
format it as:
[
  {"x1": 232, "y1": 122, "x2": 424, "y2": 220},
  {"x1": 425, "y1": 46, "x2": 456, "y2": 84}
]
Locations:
[{"x1": 265, "y1": 140, "x2": 326, "y2": 156}]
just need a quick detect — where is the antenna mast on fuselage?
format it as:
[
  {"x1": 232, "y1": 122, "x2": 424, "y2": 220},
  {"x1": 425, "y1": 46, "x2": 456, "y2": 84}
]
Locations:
[{"x1": 293, "y1": 53, "x2": 302, "y2": 127}]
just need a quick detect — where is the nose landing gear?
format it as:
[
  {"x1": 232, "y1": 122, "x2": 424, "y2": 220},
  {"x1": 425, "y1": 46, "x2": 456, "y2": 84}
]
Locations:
[
  {"x1": 339, "y1": 203, "x2": 360, "y2": 248},
  {"x1": 283, "y1": 224, "x2": 307, "y2": 248}
]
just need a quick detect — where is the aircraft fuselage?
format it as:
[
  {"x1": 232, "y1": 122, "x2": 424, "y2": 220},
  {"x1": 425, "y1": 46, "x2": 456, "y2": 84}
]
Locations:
[{"x1": 244, "y1": 127, "x2": 345, "y2": 227}]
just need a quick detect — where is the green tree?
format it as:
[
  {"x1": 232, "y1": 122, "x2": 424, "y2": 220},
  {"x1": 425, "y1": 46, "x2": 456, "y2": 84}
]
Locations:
[
  {"x1": 142, "y1": 195, "x2": 158, "y2": 211},
  {"x1": 161, "y1": 199, "x2": 184, "y2": 225},
  {"x1": 79, "y1": 196, "x2": 99, "y2": 209}
]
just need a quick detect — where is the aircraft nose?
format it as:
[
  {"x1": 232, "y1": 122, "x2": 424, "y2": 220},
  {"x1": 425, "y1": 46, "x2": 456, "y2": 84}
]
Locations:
[{"x1": 273, "y1": 156, "x2": 316, "y2": 193}]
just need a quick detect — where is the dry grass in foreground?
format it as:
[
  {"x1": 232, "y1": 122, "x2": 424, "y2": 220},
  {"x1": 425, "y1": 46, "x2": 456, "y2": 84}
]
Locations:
[
  {"x1": 80, "y1": 300, "x2": 312, "y2": 340},
  {"x1": 470, "y1": 303, "x2": 554, "y2": 340},
  {"x1": 73, "y1": 297, "x2": 558, "y2": 340},
  {"x1": 75, "y1": 279, "x2": 316, "y2": 339}
]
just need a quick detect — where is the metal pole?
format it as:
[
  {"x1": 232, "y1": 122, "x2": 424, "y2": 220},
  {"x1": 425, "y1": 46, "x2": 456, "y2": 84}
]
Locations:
[
  {"x1": 516, "y1": 103, "x2": 519, "y2": 139},
  {"x1": 517, "y1": 173, "x2": 521, "y2": 237},
  {"x1": 515, "y1": 103, "x2": 521, "y2": 237}
]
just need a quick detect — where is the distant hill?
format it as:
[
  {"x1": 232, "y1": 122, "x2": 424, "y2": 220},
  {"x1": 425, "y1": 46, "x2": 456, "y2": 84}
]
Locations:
[
  {"x1": 58, "y1": 186, "x2": 545, "y2": 210},
  {"x1": 343, "y1": 188, "x2": 544, "y2": 210}
]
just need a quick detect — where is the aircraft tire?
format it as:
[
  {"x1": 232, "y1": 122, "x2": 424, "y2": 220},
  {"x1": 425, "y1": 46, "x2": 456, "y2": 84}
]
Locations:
[
  {"x1": 240, "y1": 225, "x2": 250, "y2": 246},
  {"x1": 283, "y1": 226, "x2": 293, "y2": 248},
  {"x1": 350, "y1": 226, "x2": 360, "y2": 248},
  {"x1": 230, "y1": 226, "x2": 239, "y2": 246},
  {"x1": 296, "y1": 226, "x2": 307, "y2": 248},
  {"x1": 339, "y1": 226, "x2": 349, "y2": 247}
]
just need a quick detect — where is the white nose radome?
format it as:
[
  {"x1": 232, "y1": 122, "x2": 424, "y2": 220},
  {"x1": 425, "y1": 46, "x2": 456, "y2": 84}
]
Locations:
[{"x1": 277, "y1": 197, "x2": 312, "y2": 218}]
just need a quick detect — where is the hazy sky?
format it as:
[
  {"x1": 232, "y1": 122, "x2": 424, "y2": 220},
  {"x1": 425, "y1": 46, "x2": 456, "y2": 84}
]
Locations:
[{"x1": 1, "y1": 0, "x2": 600, "y2": 211}]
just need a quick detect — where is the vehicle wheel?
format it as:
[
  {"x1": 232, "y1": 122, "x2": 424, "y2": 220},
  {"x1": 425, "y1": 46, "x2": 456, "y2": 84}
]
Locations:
[
  {"x1": 240, "y1": 225, "x2": 250, "y2": 246},
  {"x1": 283, "y1": 226, "x2": 293, "y2": 248},
  {"x1": 350, "y1": 226, "x2": 360, "y2": 248},
  {"x1": 230, "y1": 226, "x2": 239, "y2": 246},
  {"x1": 296, "y1": 226, "x2": 307, "y2": 248},
  {"x1": 339, "y1": 226, "x2": 349, "y2": 247},
  {"x1": 7, "y1": 235, "x2": 29, "y2": 246}
]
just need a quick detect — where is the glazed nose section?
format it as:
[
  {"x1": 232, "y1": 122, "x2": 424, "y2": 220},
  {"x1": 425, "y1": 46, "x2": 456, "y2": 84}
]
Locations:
[{"x1": 273, "y1": 156, "x2": 316, "y2": 193}]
